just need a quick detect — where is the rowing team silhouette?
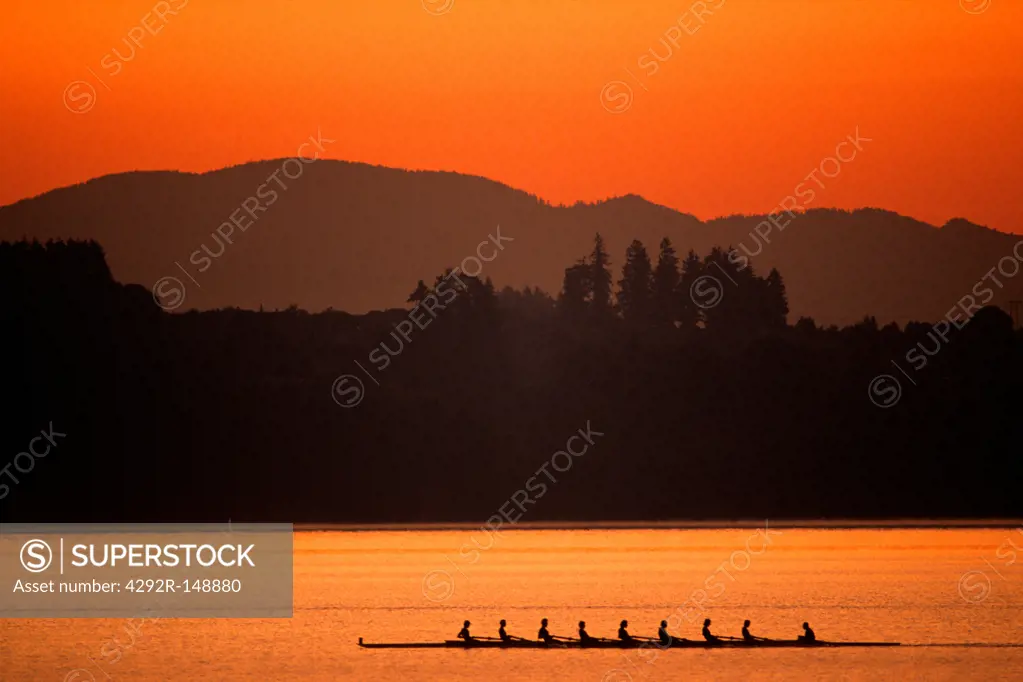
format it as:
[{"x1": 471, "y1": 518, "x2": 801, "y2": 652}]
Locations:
[{"x1": 457, "y1": 618, "x2": 816, "y2": 645}]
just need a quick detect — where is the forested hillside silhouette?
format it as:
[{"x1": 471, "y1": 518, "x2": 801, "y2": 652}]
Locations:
[
  {"x1": 2, "y1": 238, "x2": 1021, "y2": 523},
  {"x1": 2, "y1": 161, "x2": 1022, "y2": 326}
]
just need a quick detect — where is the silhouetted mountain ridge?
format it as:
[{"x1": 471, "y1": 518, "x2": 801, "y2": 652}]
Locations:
[{"x1": 2, "y1": 160, "x2": 1019, "y2": 325}]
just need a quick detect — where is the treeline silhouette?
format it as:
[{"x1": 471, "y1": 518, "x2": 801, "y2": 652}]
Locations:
[
  {"x1": 553, "y1": 234, "x2": 788, "y2": 335},
  {"x1": 2, "y1": 237, "x2": 1021, "y2": 523},
  {"x1": 7, "y1": 162, "x2": 1023, "y2": 327}
]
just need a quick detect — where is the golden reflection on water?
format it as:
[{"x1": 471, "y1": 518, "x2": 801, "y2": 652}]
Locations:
[{"x1": 2, "y1": 527, "x2": 1022, "y2": 681}]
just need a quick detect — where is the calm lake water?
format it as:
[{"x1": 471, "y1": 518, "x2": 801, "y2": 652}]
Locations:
[{"x1": 2, "y1": 527, "x2": 1023, "y2": 681}]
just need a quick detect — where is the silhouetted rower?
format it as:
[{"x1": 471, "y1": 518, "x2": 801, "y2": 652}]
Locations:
[
  {"x1": 578, "y1": 620, "x2": 594, "y2": 644},
  {"x1": 702, "y1": 618, "x2": 720, "y2": 643},
  {"x1": 658, "y1": 620, "x2": 671, "y2": 646},
  {"x1": 458, "y1": 620, "x2": 472, "y2": 641},
  {"x1": 499, "y1": 619, "x2": 510, "y2": 642},
  {"x1": 798, "y1": 622, "x2": 816, "y2": 643},
  {"x1": 538, "y1": 618, "x2": 553, "y2": 644},
  {"x1": 742, "y1": 619, "x2": 759, "y2": 642},
  {"x1": 618, "y1": 619, "x2": 633, "y2": 642}
]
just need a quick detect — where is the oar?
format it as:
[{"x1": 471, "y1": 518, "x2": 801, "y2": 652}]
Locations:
[
  {"x1": 552, "y1": 636, "x2": 581, "y2": 646},
  {"x1": 542, "y1": 637, "x2": 571, "y2": 647}
]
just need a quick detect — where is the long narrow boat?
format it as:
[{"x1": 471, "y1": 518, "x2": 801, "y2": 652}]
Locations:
[{"x1": 357, "y1": 637, "x2": 900, "y2": 649}]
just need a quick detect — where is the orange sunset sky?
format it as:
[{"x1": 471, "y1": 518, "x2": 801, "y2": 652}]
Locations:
[{"x1": 2, "y1": 0, "x2": 1021, "y2": 232}]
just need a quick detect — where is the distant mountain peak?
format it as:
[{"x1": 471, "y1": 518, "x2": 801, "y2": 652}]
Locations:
[
  {"x1": 941, "y1": 217, "x2": 997, "y2": 235},
  {"x1": 2, "y1": 160, "x2": 1021, "y2": 326}
]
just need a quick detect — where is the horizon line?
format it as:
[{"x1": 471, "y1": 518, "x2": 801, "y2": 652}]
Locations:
[
  {"x1": 0, "y1": 158, "x2": 1008, "y2": 235},
  {"x1": 292, "y1": 519, "x2": 1023, "y2": 532}
]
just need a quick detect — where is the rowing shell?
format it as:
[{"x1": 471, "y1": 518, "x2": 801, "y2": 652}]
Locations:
[{"x1": 357, "y1": 637, "x2": 900, "y2": 649}]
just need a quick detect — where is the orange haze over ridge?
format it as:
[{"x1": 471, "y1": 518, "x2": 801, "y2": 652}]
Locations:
[{"x1": 1, "y1": 0, "x2": 1021, "y2": 232}]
